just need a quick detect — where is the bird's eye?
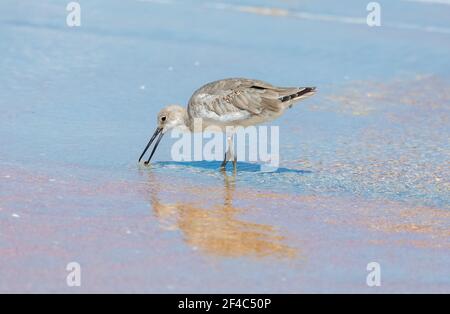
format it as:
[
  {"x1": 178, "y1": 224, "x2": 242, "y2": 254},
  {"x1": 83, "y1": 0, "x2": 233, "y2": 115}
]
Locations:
[{"x1": 161, "y1": 116, "x2": 166, "y2": 122}]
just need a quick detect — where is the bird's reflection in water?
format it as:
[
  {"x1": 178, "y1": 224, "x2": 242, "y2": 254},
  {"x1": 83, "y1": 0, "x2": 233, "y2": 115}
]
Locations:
[{"x1": 146, "y1": 170, "x2": 297, "y2": 259}]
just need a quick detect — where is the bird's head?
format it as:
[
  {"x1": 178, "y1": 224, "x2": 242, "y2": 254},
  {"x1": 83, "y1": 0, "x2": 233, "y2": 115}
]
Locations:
[
  {"x1": 138, "y1": 104, "x2": 188, "y2": 165},
  {"x1": 156, "y1": 104, "x2": 187, "y2": 133}
]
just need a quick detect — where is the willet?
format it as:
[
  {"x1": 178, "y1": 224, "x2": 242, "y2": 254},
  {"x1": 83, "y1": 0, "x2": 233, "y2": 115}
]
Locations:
[{"x1": 139, "y1": 78, "x2": 316, "y2": 169}]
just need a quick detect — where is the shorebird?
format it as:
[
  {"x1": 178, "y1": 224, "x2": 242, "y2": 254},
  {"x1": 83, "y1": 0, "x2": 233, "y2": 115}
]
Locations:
[{"x1": 139, "y1": 78, "x2": 316, "y2": 170}]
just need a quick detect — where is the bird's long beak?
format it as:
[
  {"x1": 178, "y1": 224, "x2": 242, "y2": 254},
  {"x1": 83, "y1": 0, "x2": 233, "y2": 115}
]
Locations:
[{"x1": 138, "y1": 127, "x2": 164, "y2": 164}]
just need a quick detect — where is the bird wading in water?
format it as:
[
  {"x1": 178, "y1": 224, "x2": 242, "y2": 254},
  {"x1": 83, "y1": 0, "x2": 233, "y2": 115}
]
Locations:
[{"x1": 138, "y1": 78, "x2": 316, "y2": 170}]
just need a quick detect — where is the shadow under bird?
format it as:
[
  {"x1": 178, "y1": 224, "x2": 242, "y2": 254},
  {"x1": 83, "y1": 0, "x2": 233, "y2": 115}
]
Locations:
[{"x1": 139, "y1": 78, "x2": 316, "y2": 170}]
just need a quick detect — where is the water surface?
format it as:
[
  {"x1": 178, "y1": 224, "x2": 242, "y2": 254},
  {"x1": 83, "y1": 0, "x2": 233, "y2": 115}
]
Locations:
[{"x1": 0, "y1": 0, "x2": 449, "y2": 292}]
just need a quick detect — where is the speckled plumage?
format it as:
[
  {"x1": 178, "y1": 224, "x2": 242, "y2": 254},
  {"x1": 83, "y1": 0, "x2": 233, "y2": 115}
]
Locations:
[
  {"x1": 187, "y1": 78, "x2": 316, "y2": 129},
  {"x1": 139, "y1": 78, "x2": 316, "y2": 167}
]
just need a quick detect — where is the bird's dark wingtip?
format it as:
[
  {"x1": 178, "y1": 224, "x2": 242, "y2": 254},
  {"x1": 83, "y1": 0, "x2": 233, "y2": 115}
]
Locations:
[
  {"x1": 304, "y1": 87, "x2": 316, "y2": 93},
  {"x1": 296, "y1": 87, "x2": 317, "y2": 97}
]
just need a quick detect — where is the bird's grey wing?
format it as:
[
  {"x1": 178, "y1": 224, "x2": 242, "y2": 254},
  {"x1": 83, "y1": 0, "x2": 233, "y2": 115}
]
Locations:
[{"x1": 188, "y1": 78, "x2": 305, "y2": 123}]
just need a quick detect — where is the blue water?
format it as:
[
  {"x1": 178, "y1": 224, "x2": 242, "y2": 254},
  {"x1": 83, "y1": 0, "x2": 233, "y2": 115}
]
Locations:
[{"x1": 0, "y1": 0, "x2": 449, "y2": 292}]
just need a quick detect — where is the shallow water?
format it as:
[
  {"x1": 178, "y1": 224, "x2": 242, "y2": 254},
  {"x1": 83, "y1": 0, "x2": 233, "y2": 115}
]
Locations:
[{"x1": 0, "y1": 0, "x2": 449, "y2": 292}]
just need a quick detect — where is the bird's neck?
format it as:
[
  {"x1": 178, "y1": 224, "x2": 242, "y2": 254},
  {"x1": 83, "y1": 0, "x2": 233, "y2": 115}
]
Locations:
[
  {"x1": 182, "y1": 108, "x2": 191, "y2": 130},
  {"x1": 179, "y1": 107, "x2": 194, "y2": 132}
]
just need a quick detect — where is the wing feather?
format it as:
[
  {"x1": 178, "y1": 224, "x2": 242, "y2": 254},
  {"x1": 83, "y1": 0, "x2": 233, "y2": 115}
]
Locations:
[{"x1": 187, "y1": 78, "x2": 315, "y2": 125}]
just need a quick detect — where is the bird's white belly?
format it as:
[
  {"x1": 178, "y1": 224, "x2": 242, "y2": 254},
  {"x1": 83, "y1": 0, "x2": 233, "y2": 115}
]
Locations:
[
  {"x1": 189, "y1": 107, "x2": 283, "y2": 131},
  {"x1": 190, "y1": 106, "x2": 250, "y2": 126}
]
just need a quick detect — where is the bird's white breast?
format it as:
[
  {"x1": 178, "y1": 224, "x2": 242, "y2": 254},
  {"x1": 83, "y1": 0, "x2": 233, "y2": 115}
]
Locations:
[{"x1": 189, "y1": 93, "x2": 251, "y2": 124}]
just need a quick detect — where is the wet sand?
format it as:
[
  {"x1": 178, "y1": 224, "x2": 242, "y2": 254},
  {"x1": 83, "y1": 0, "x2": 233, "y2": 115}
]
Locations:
[
  {"x1": 0, "y1": 0, "x2": 449, "y2": 292},
  {"x1": 0, "y1": 160, "x2": 449, "y2": 293}
]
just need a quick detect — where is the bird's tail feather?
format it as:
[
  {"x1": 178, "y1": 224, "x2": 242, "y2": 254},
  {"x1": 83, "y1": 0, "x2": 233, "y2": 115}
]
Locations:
[{"x1": 279, "y1": 87, "x2": 316, "y2": 103}]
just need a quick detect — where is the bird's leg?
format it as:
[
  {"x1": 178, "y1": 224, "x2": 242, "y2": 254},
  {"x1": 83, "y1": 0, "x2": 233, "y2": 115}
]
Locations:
[
  {"x1": 231, "y1": 137, "x2": 237, "y2": 171},
  {"x1": 220, "y1": 151, "x2": 228, "y2": 169},
  {"x1": 221, "y1": 133, "x2": 235, "y2": 170}
]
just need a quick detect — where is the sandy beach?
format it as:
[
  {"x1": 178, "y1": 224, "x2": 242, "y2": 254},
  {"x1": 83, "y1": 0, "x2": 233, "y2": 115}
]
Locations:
[{"x1": 0, "y1": 0, "x2": 449, "y2": 293}]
